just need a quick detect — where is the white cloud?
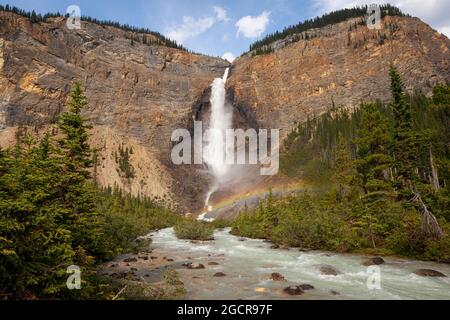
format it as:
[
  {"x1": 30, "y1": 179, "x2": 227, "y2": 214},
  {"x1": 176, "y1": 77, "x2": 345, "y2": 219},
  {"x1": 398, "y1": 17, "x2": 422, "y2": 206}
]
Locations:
[
  {"x1": 438, "y1": 26, "x2": 450, "y2": 38},
  {"x1": 313, "y1": 0, "x2": 450, "y2": 38},
  {"x1": 166, "y1": 16, "x2": 215, "y2": 44},
  {"x1": 165, "y1": 6, "x2": 229, "y2": 44},
  {"x1": 222, "y1": 52, "x2": 235, "y2": 63},
  {"x1": 214, "y1": 6, "x2": 229, "y2": 22},
  {"x1": 236, "y1": 11, "x2": 271, "y2": 38}
]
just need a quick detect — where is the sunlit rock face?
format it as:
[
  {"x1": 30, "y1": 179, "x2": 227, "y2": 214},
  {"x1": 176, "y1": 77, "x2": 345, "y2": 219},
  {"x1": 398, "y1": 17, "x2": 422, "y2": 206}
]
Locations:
[
  {"x1": 1, "y1": 11, "x2": 449, "y2": 213},
  {"x1": 228, "y1": 16, "x2": 450, "y2": 140},
  {"x1": 0, "y1": 11, "x2": 229, "y2": 212}
]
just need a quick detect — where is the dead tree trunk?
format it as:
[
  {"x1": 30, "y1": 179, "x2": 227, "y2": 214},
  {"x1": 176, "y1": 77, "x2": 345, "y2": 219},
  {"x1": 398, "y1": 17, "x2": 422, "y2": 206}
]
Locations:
[
  {"x1": 429, "y1": 148, "x2": 440, "y2": 191},
  {"x1": 410, "y1": 192, "x2": 443, "y2": 240}
]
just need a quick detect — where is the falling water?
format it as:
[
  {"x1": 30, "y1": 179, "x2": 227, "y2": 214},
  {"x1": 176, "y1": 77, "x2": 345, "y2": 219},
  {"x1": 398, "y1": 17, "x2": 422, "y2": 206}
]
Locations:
[{"x1": 201, "y1": 68, "x2": 231, "y2": 217}]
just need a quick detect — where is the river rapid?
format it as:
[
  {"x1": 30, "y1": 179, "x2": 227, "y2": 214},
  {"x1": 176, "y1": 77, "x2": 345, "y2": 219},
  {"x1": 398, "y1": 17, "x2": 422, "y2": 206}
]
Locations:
[{"x1": 144, "y1": 228, "x2": 450, "y2": 300}]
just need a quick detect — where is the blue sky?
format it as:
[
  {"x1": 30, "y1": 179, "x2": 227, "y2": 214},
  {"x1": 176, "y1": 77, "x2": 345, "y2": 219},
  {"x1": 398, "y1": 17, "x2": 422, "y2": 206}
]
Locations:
[{"x1": 1, "y1": 1, "x2": 449, "y2": 60}]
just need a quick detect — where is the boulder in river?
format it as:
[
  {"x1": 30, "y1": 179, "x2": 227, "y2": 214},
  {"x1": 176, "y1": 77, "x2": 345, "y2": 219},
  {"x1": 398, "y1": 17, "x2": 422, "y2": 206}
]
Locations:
[
  {"x1": 271, "y1": 273, "x2": 286, "y2": 281},
  {"x1": 112, "y1": 271, "x2": 131, "y2": 279},
  {"x1": 213, "y1": 272, "x2": 226, "y2": 277},
  {"x1": 270, "y1": 244, "x2": 280, "y2": 249},
  {"x1": 208, "y1": 262, "x2": 220, "y2": 265},
  {"x1": 361, "y1": 257, "x2": 385, "y2": 266},
  {"x1": 319, "y1": 265, "x2": 341, "y2": 276},
  {"x1": 413, "y1": 269, "x2": 446, "y2": 277},
  {"x1": 299, "y1": 284, "x2": 315, "y2": 291},
  {"x1": 123, "y1": 257, "x2": 137, "y2": 263},
  {"x1": 330, "y1": 290, "x2": 340, "y2": 295},
  {"x1": 184, "y1": 263, "x2": 205, "y2": 270},
  {"x1": 283, "y1": 286, "x2": 304, "y2": 296}
]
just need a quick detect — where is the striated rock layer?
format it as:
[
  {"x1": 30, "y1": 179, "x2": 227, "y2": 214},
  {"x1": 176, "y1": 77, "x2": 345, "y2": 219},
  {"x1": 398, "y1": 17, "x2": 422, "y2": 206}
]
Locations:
[
  {"x1": 228, "y1": 16, "x2": 450, "y2": 138},
  {"x1": 0, "y1": 11, "x2": 229, "y2": 212},
  {"x1": 1, "y1": 12, "x2": 449, "y2": 212}
]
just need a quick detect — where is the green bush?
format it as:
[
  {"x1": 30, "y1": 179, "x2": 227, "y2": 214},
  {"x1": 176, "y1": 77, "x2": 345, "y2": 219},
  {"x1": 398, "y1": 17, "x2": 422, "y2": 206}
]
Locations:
[
  {"x1": 108, "y1": 269, "x2": 186, "y2": 300},
  {"x1": 95, "y1": 188, "x2": 181, "y2": 259},
  {"x1": 211, "y1": 218, "x2": 233, "y2": 229},
  {"x1": 174, "y1": 219, "x2": 214, "y2": 241},
  {"x1": 231, "y1": 190, "x2": 449, "y2": 262},
  {"x1": 0, "y1": 84, "x2": 180, "y2": 299}
]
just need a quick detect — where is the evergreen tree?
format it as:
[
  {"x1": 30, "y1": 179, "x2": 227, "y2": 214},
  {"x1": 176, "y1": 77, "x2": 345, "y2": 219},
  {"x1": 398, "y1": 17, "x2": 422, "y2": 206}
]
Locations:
[
  {"x1": 0, "y1": 135, "x2": 74, "y2": 298},
  {"x1": 390, "y1": 66, "x2": 417, "y2": 183},
  {"x1": 259, "y1": 191, "x2": 278, "y2": 235},
  {"x1": 430, "y1": 85, "x2": 450, "y2": 190},
  {"x1": 56, "y1": 83, "x2": 102, "y2": 259},
  {"x1": 353, "y1": 103, "x2": 393, "y2": 198},
  {"x1": 389, "y1": 68, "x2": 443, "y2": 239},
  {"x1": 0, "y1": 82, "x2": 180, "y2": 299},
  {"x1": 332, "y1": 132, "x2": 354, "y2": 199},
  {"x1": 58, "y1": 82, "x2": 92, "y2": 172}
]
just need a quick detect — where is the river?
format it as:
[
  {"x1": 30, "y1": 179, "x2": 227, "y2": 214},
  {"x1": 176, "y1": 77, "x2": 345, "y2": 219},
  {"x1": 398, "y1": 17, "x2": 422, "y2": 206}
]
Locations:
[{"x1": 145, "y1": 228, "x2": 450, "y2": 300}]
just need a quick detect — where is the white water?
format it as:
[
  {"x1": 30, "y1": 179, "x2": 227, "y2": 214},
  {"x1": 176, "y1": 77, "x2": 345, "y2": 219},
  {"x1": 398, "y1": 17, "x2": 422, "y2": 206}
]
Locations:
[
  {"x1": 150, "y1": 228, "x2": 450, "y2": 300},
  {"x1": 202, "y1": 68, "x2": 231, "y2": 207}
]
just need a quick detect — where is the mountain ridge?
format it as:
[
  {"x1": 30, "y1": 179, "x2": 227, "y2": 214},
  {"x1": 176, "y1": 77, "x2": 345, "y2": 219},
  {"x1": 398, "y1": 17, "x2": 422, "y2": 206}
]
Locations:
[
  {"x1": 228, "y1": 15, "x2": 450, "y2": 141},
  {"x1": 0, "y1": 9, "x2": 449, "y2": 213}
]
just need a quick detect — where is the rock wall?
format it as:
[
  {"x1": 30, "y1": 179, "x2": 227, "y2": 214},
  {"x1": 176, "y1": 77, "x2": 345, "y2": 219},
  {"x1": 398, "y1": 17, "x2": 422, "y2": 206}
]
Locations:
[
  {"x1": 228, "y1": 16, "x2": 450, "y2": 138},
  {"x1": 1, "y1": 12, "x2": 449, "y2": 212},
  {"x1": 0, "y1": 11, "x2": 229, "y2": 211}
]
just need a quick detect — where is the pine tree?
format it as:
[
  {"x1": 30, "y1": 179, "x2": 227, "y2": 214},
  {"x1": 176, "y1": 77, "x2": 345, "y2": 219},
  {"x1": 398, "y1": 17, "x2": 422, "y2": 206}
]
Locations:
[
  {"x1": 390, "y1": 67, "x2": 443, "y2": 239},
  {"x1": 353, "y1": 103, "x2": 393, "y2": 198},
  {"x1": 430, "y1": 85, "x2": 450, "y2": 189},
  {"x1": 332, "y1": 132, "x2": 354, "y2": 199},
  {"x1": 58, "y1": 82, "x2": 92, "y2": 172},
  {"x1": 259, "y1": 191, "x2": 278, "y2": 237},
  {"x1": 390, "y1": 66, "x2": 417, "y2": 182},
  {"x1": 0, "y1": 135, "x2": 75, "y2": 298},
  {"x1": 56, "y1": 83, "x2": 103, "y2": 260}
]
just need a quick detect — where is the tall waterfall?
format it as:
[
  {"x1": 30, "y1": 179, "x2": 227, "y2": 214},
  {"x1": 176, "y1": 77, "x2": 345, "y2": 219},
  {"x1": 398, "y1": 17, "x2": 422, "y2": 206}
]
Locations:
[{"x1": 202, "y1": 68, "x2": 231, "y2": 213}]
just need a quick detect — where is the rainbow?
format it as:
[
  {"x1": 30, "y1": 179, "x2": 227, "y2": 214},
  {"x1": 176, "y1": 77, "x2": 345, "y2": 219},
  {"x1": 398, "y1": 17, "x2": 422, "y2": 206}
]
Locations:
[{"x1": 196, "y1": 178, "x2": 305, "y2": 215}]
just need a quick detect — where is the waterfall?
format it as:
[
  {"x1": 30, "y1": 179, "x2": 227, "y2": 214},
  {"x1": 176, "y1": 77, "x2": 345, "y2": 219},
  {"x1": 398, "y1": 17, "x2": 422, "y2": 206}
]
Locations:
[{"x1": 201, "y1": 68, "x2": 231, "y2": 217}]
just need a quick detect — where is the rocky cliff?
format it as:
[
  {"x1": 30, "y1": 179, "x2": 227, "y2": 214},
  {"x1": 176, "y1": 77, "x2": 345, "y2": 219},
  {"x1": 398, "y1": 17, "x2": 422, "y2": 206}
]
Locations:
[
  {"x1": 1, "y1": 11, "x2": 449, "y2": 213},
  {"x1": 228, "y1": 16, "x2": 450, "y2": 137},
  {"x1": 0, "y1": 11, "x2": 229, "y2": 212}
]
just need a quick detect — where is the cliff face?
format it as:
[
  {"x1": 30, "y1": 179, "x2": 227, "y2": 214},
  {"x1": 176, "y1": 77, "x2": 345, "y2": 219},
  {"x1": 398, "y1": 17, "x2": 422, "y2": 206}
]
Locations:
[
  {"x1": 1, "y1": 11, "x2": 449, "y2": 213},
  {"x1": 228, "y1": 16, "x2": 450, "y2": 137},
  {"x1": 0, "y1": 11, "x2": 229, "y2": 211}
]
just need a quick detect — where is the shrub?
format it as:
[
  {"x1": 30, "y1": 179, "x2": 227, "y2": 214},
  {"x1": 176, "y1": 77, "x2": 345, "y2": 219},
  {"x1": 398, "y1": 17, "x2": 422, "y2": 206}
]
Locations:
[
  {"x1": 211, "y1": 218, "x2": 233, "y2": 229},
  {"x1": 110, "y1": 269, "x2": 186, "y2": 300},
  {"x1": 174, "y1": 219, "x2": 214, "y2": 241}
]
